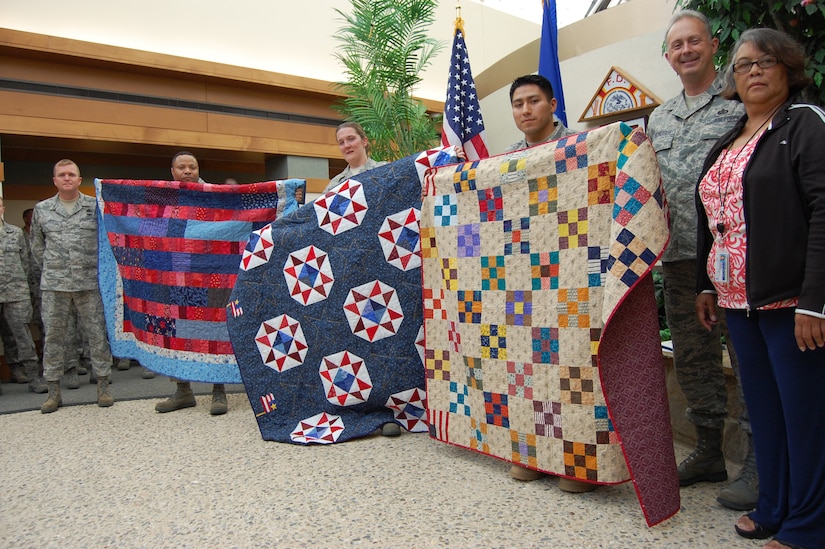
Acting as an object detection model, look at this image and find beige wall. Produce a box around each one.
[479,0,683,153]
[0,0,539,103]
[3,0,684,156]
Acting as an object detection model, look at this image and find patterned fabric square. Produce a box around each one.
[283,245,334,306]
[483,391,510,428]
[564,440,598,481]
[378,208,421,271]
[255,314,308,373]
[319,350,372,406]
[314,179,368,235]
[557,288,590,328]
[590,328,601,367]
[534,400,562,438]
[480,256,506,290]
[442,257,459,291]
[554,132,588,173]
[506,290,533,326]
[291,412,344,444]
[480,324,506,359]
[457,223,481,258]
[558,208,589,249]
[457,290,482,323]
[595,405,618,444]
[510,430,538,468]
[478,187,504,222]
[613,173,652,227]
[587,246,608,288]
[241,223,274,270]
[587,162,616,205]
[434,194,458,227]
[465,356,483,390]
[423,287,447,320]
[343,280,404,342]
[425,348,450,380]
[507,361,534,399]
[503,217,530,255]
[560,365,595,406]
[530,251,559,290]
[470,417,490,453]
[420,226,438,258]
[608,229,659,287]
[528,176,558,216]
[449,381,471,416]
[499,157,528,183]
[448,321,461,353]
[386,387,428,433]
[453,162,480,192]
[531,327,559,365]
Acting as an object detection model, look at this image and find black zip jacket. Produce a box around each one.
[695,98,825,315]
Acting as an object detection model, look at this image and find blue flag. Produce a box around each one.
[538,0,567,126]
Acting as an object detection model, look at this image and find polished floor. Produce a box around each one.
[0,370,761,548]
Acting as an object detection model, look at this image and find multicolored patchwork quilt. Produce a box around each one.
[227,149,457,444]
[421,123,679,526]
[96,178,304,383]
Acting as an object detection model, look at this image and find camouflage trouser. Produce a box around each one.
[0,300,39,370]
[663,260,750,433]
[65,301,93,372]
[41,290,112,381]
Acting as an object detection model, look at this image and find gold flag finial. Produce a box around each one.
[455,0,464,28]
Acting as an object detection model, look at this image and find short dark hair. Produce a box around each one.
[509,74,555,103]
[171,151,198,165]
[722,28,811,101]
[664,10,713,45]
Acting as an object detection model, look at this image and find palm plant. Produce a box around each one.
[333,0,444,161]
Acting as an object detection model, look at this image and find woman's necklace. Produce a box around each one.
[715,106,781,236]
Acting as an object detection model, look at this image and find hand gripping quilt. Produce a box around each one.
[227,149,457,444]
[97,178,304,383]
[420,123,680,526]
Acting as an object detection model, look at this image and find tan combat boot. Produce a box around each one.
[155,381,196,413]
[41,382,62,413]
[210,384,228,416]
[26,364,48,394]
[10,363,30,384]
[97,376,114,407]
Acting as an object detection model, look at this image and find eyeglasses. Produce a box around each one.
[732,55,780,74]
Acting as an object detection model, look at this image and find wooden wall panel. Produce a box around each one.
[0,55,209,101]
[0,91,208,132]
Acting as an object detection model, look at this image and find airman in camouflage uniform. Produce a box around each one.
[0,196,47,393]
[30,159,113,412]
[500,75,594,494]
[647,10,756,511]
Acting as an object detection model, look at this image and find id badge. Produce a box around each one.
[714,249,729,284]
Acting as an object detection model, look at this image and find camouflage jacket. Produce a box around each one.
[324,157,389,193]
[505,119,576,153]
[0,222,31,302]
[647,74,743,262]
[30,193,100,292]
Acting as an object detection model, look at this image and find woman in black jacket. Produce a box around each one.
[695,28,825,549]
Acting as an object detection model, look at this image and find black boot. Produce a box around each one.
[678,426,727,486]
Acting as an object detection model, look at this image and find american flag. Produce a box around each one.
[441,19,489,161]
[260,393,277,414]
